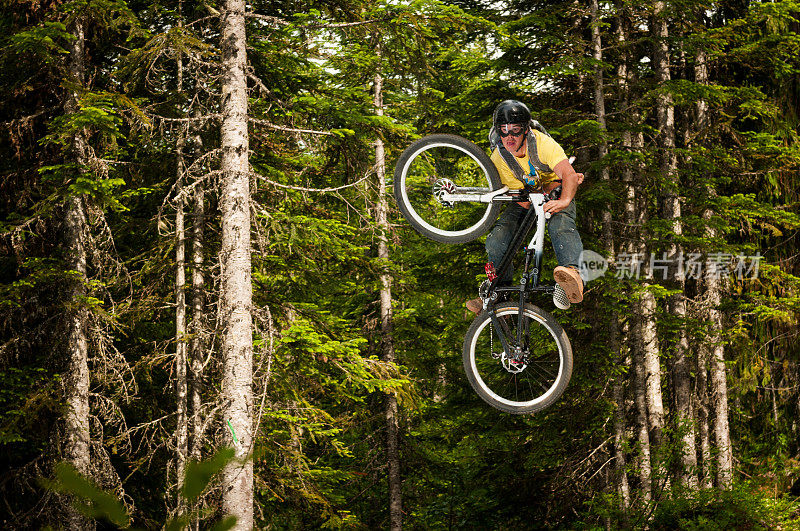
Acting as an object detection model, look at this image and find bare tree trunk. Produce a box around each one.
[374,62,403,530]
[633,336,652,504]
[189,121,206,465]
[175,145,189,512]
[652,3,697,488]
[635,123,663,492]
[593,0,629,509]
[174,23,189,514]
[219,0,254,527]
[616,8,647,507]
[639,7,674,498]
[694,45,713,491]
[613,354,631,509]
[708,274,733,488]
[693,43,732,489]
[630,121,654,506]
[188,126,206,531]
[63,15,93,531]
[697,344,713,488]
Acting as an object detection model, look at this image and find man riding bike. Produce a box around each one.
[466,100,585,314]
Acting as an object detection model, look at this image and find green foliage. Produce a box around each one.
[182,447,236,503]
[0,367,57,445]
[2,0,800,528]
[648,483,800,531]
[6,22,72,61]
[44,450,240,530]
[43,462,130,527]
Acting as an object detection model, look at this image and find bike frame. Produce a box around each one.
[439,182,559,362]
[490,191,556,361]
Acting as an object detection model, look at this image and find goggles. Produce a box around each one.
[498,124,526,137]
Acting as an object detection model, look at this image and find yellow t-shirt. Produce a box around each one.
[490,129,567,190]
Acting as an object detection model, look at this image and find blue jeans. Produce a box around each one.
[485,201,583,284]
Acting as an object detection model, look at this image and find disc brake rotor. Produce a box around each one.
[501,352,527,374]
[433,178,457,208]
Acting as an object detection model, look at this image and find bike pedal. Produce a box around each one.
[553,284,571,310]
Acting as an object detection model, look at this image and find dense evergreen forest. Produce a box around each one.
[2,0,800,528]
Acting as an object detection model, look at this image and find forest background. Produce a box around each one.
[1,0,800,529]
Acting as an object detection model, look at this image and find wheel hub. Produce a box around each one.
[498,347,527,374]
[433,179,457,208]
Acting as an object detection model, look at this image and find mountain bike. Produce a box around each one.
[393,133,573,414]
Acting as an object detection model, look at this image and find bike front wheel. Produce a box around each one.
[393,134,502,244]
[462,302,573,414]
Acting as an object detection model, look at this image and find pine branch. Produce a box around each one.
[246,12,386,29]
[249,164,376,193]
[248,117,333,136]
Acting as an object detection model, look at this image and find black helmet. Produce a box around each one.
[493,100,531,128]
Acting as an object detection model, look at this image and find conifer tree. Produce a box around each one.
[219,0,254,527]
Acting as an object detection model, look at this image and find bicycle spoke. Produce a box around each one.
[394,135,501,243]
[464,302,572,413]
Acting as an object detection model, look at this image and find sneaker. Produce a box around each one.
[552,284,571,310]
[466,298,483,315]
[554,266,583,303]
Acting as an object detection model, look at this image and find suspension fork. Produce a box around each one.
[515,247,543,348]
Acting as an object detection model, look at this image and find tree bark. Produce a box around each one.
[653,2,697,489]
[693,41,732,489]
[633,126,662,495]
[639,7,671,492]
[633,335,652,503]
[175,144,189,512]
[174,26,189,515]
[374,61,403,530]
[219,0,254,528]
[63,14,93,531]
[616,7,649,506]
[694,44,713,491]
[612,354,631,509]
[593,0,629,509]
[708,273,733,488]
[697,343,713,488]
[189,116,206,465]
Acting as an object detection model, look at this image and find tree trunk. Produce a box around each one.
[640,7,672,493]
[63,14,93,531]
[634,125,662,494]
[694,45,713,491]
[188,121,206,531]
[592,0,629,509]
[708,273,733,488]
[630,119,655,505]
[175,147,189,512]
[612,354,631,509]
[616,7,649,506]
[633,335,652,504]
[189,118,206,465]
[693,43,713,489]
[653,2,697,488]
[219,0,254,528]
[693,42,732,489]
[374,63,403,530]
[174,30,189,515]
[697,344,713,489]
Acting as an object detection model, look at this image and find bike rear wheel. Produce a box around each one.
[393,134,502,244]
[462,302,573,414]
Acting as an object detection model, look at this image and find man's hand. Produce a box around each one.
[543,197,571,214]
